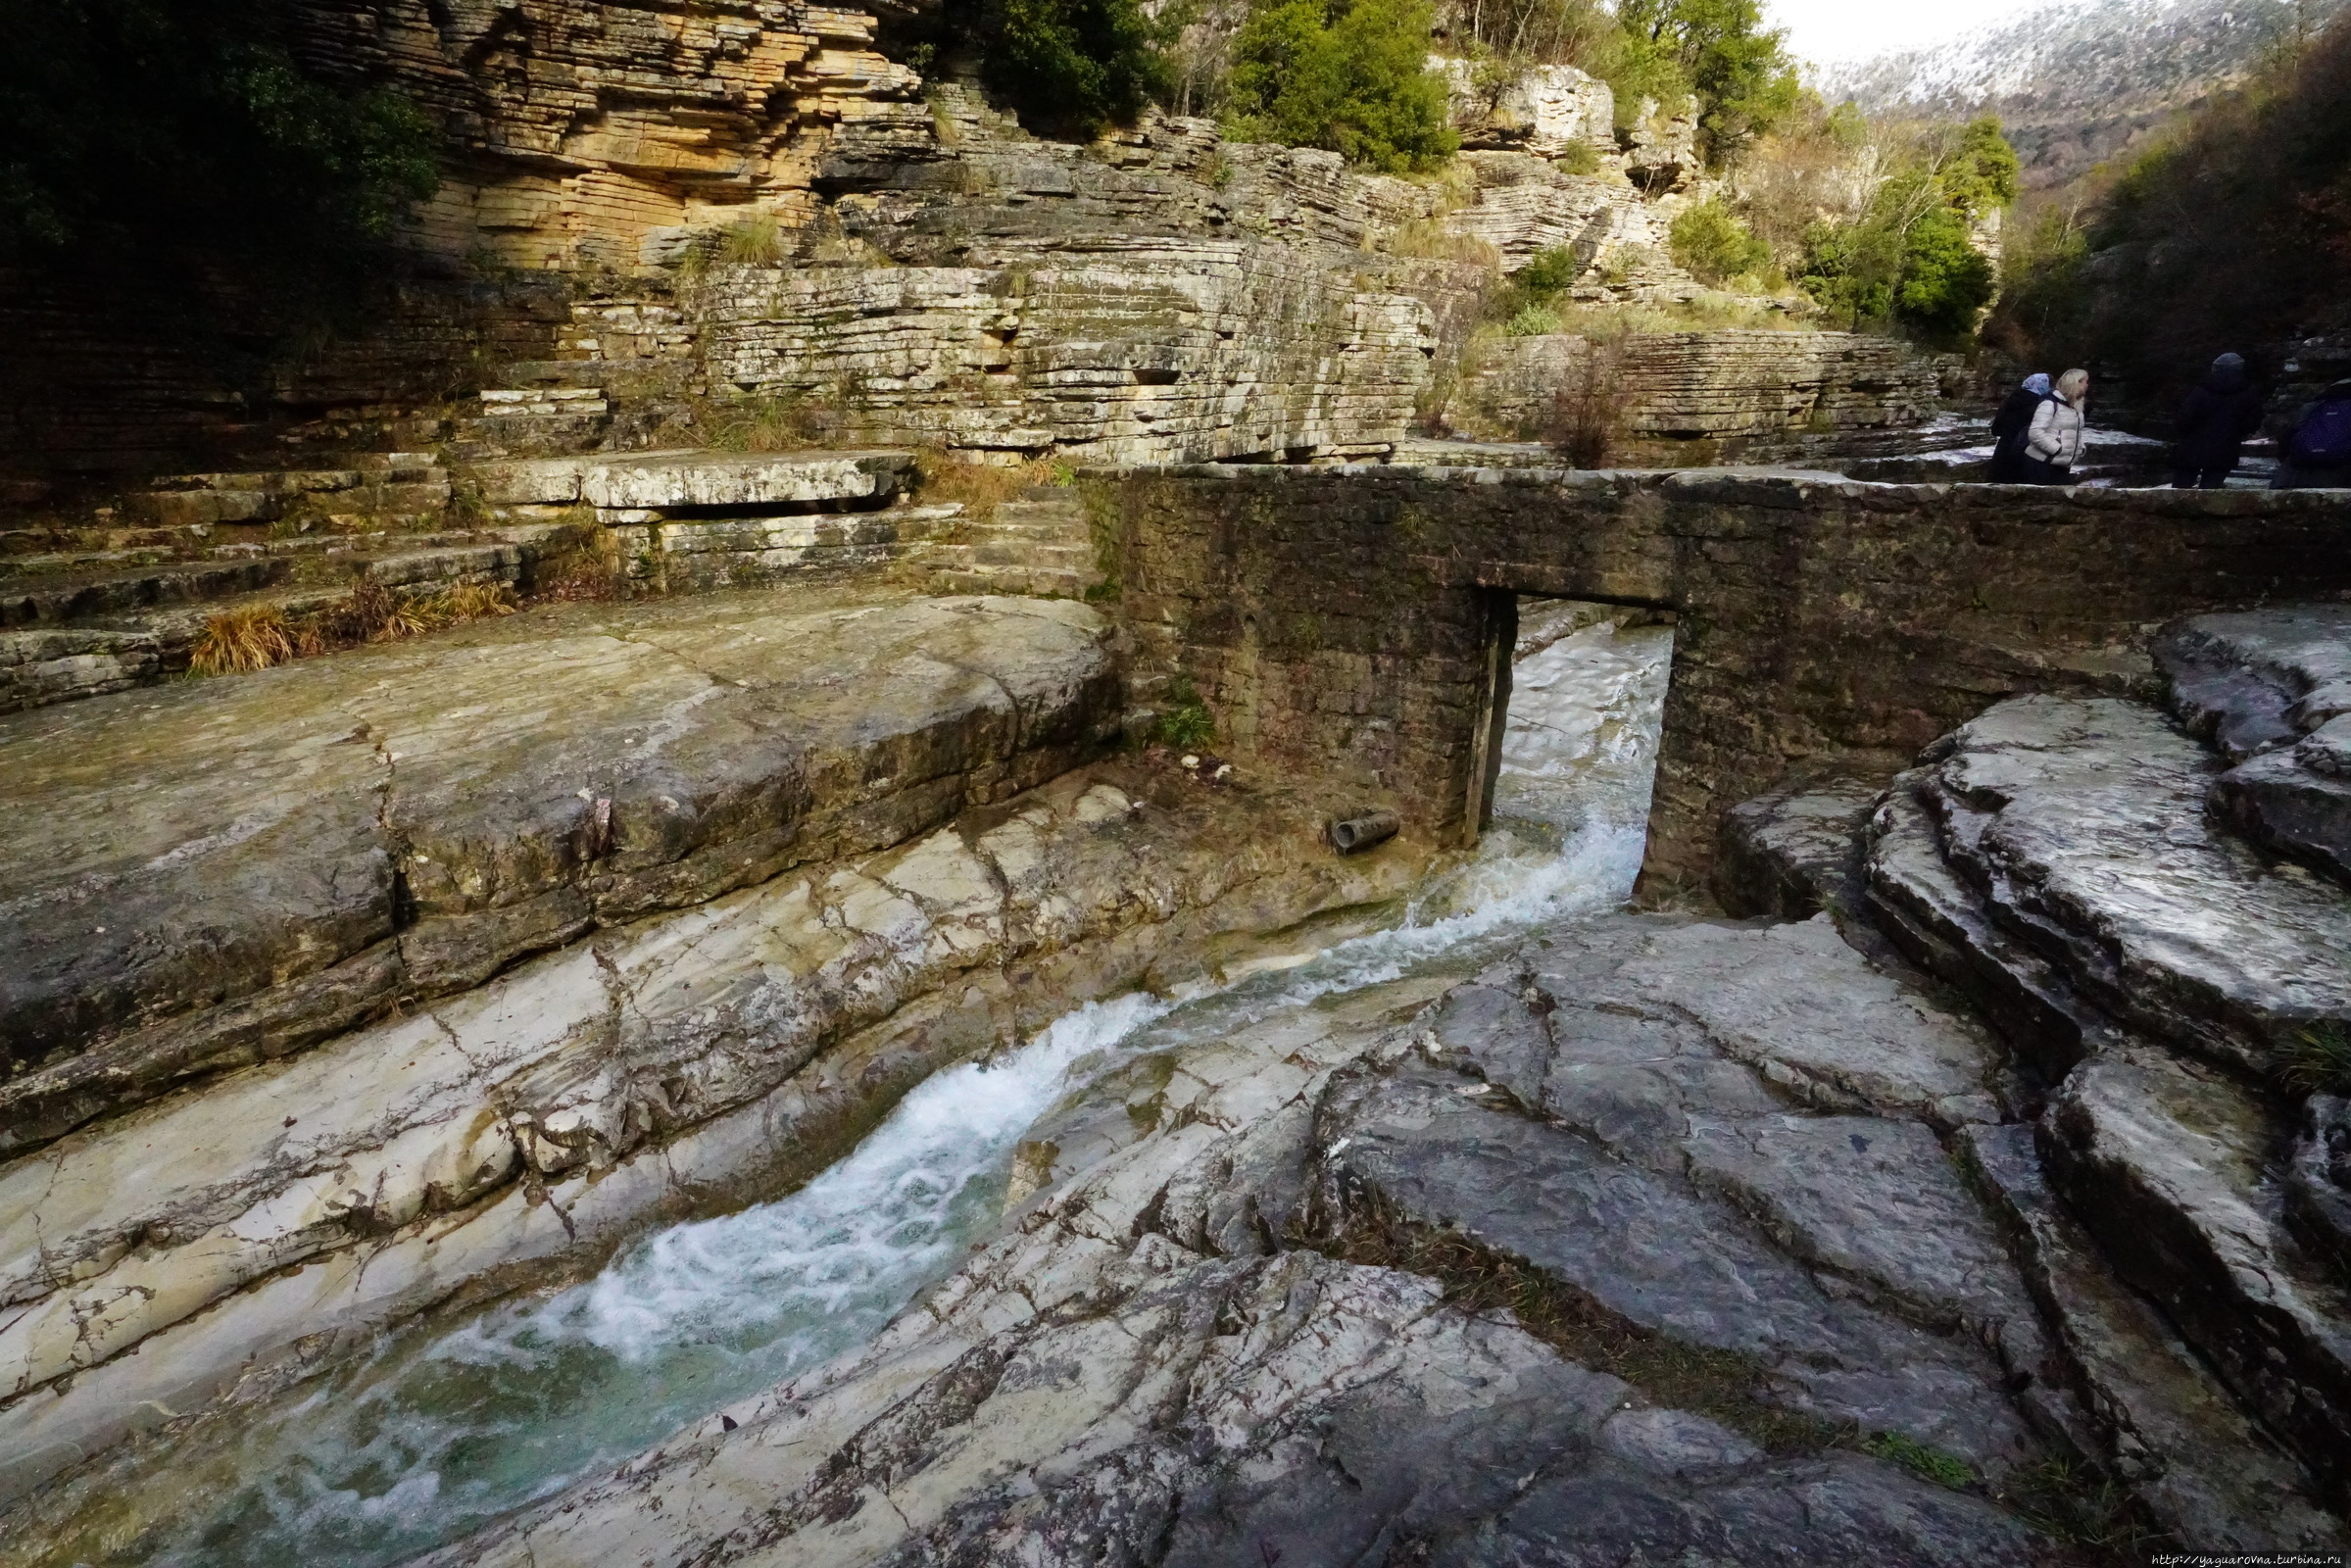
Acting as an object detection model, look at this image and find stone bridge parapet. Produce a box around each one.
[1102,466,2351,888]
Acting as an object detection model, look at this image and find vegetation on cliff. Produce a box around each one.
[1225,0,1460,171]
[1990,7,2351,401]
[1722,103,2017,342]
[0,0,438,283]
[975,0,1172,138]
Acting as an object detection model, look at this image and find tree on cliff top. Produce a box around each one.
[1614,0,1799,163]
[975,0,1172,138]
[1226,0,1460,172]
[0,0,438,283]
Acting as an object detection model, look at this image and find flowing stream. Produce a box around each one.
[37,606,1674,1568]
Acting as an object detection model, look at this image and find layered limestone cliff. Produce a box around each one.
[4,4,1860,483]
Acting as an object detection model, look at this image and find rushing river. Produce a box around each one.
[34,607,1674,1568]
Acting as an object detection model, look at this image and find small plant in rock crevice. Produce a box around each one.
[1153,674,1216,750]
[2283,1021,2351,1096]
[1861,1430,1976,1491]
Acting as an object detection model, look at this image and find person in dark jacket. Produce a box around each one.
[2274,379,2351,489]
[2172,352,2265,488]
[1989,372,2050,482]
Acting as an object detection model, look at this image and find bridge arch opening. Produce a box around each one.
[1467,593,1677,899]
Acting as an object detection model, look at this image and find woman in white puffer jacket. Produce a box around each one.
[2023,368,2089,483]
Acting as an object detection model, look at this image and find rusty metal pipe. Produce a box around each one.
[1329,809,1399,855]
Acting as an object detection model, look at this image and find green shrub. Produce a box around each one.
[1504,304,1566,336]
[1615,0,1798,162]
[976,0,1170,139]
[1517,245,1586,295]
[1226,0,1459,173]
[1891,204,1996,336]
[1668,198,1770,283]
[1551,142,1602,174]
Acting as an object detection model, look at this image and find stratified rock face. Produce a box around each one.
[1432,57,1617,157]
[691,241,1442,464]
[1459,329,1953,448]
[296,0,930,270]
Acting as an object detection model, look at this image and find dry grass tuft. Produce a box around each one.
[1384,220,1502,269]
[190,606,294,676]
[910,449,1074,523]
[192,579,525,679]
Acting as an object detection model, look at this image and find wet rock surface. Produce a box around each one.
[0,756,1428,1506]
[2159,605,2351,886]
[0,587,1121,1150]
[406,968,2046,1568]
[1908,693,2351,1083]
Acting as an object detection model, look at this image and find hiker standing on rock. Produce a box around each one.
[1990,372,2051,482]
[2023,368,2089,484]
[2274,378,2351,488]
[2172,352,2266,488]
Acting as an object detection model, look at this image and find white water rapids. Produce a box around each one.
[43,608,1674,1568]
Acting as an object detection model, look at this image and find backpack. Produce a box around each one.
[2291,395,2351,466]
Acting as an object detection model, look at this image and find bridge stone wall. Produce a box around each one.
[1105,466,2351,889]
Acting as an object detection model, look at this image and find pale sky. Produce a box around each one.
[1763,0,2021,68]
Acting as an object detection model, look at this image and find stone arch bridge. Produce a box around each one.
[1102,466,2351,890]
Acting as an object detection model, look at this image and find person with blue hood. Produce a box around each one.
[1989,372,2051,482]
[2172,352,2265,488]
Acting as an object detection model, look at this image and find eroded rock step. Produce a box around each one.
[1316,915,2044,1475]
[0,756,1430,1507]
[1906,693,2351,1086]
[402,961,2038,1568]
[2159,605,2351,886]
[0,589,1121,1152]
[2042,1040,2351,1504]
[1964,1119,2342,1551]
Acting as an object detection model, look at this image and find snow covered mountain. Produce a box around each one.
[1821,0,2347,193]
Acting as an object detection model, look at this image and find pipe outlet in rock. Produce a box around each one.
[1329,809,1400,855]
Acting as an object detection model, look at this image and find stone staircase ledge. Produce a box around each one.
[477,449,915,509]
[2041,1041,2351,1502]
[1917,693,2351,1088]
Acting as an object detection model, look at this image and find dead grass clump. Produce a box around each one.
[910,448,1073,523]
[190,606,294,676]
[1385,220,1502,268]
[710,391,837,454]
[1545,345,1622,467]
[533,519,625,603]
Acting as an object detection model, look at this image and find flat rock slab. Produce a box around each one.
[0,588,1119,1150]
[1922,694,2351,1082]
[1322,1058,2036,1469]
[477,450,912,508]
